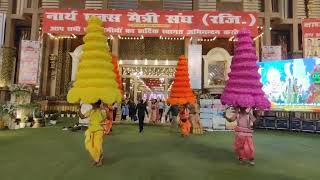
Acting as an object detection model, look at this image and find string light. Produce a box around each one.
[253,32,264,41]
[48,33,77,40]
[197,36,217,42]
[119,36,144,40]
[159,36,185,40]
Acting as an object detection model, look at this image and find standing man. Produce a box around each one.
[136,100,148,133]
[158,100,165,122]
[167,104,179,131]
[112,102,118,121]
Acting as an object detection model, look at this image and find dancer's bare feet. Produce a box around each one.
[96,155,104,167]
[92,161,98,167]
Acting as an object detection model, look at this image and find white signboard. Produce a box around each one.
[188,44,202,89]
[200,99,213,129]
[0,13,6,46]
[262,46,282,61]
[18,40,41,85]
[212,99,226,130]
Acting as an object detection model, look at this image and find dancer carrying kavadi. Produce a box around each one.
[167,55,196,136]
[221,29,270,166]
[67,16,122,167]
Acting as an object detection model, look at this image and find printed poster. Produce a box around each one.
[18,40,41,85]
[262,46,282,61]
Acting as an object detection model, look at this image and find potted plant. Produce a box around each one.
[20,116,28,128]
[66,110,71,118]
[32,109,43,128]
[49,112,60,125]
[10,84,32,105]
[0,104,15,130]
[16,103,40,127]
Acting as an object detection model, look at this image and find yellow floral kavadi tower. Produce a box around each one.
[67,16,122,104]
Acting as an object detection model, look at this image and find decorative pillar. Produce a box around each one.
[30,0,39,41]
[264,0,271,46]
[40,34,50,96]
[164,76,168,98]
[292,0,299,52]
[62,39,72,95]
[0,47,16,87]
[4,0,14,47]
[50,39,59,96]
[133,77,138,103]
[103,0,109,8]
[184,37,191,57]
[55,39,64,96]
[112,37,119,57]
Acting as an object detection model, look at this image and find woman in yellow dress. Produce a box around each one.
[80,100,107,167]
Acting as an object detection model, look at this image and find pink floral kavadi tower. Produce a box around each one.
[221,29,270,109]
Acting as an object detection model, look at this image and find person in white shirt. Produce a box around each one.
[79,101,92,127]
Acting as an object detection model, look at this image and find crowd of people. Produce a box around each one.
[118,99,174,124]
[79,99,256,167]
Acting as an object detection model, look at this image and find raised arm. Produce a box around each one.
[78,105,86,119]
[144,105,149,116]
[249,112,256,123]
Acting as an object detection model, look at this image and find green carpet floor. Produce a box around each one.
[0,124,319,180]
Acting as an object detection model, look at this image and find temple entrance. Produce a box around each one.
[119,59,177,102]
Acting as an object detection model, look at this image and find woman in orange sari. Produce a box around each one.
[178,105,191,137]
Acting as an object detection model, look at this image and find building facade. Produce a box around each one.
[0,0,319,102]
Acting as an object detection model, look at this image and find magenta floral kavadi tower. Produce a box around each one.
[221,29,270,109]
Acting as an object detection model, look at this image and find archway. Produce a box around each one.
[202,47,232,94]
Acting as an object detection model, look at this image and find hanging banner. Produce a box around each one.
[302,19,320,57]
[262,46,282,61]
[42,9,258,37]
[0,13,6,46]
[188,44,202,89]
[18,40,41,85]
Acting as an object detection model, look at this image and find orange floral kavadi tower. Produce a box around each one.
[167,55,196,105]
[167,55,203,134]
[112,55,124,96]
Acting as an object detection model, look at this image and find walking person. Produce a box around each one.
[79,100,107,167]
[136,100,148,133]
[158,100,165,123]
[164,103,171,123]
[166,104,179,131]
[150,99,158,123]
[229,107,257,166]
[112,102,118,121]
[121,101,129,121]
[128,100,137,121]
